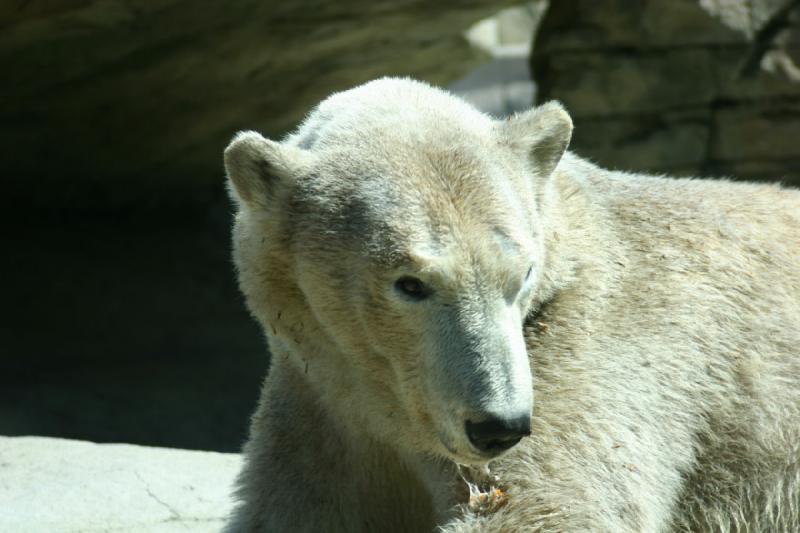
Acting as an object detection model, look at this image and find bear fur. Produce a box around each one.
[222,78,800,532]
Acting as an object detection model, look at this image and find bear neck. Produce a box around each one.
[531,153,621,322]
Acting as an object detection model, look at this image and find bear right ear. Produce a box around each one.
[224,131,309,210]
[499,101,573,179]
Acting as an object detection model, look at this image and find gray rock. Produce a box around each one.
[532,0,800,185]
[0,0,521,213]
[571,110,712,174]
[712,100,800,160]
[536,50,719,117]
[533,0,744,51]
[0,436,241,532]
[700,0,792,37]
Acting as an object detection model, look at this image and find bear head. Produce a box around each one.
[224,78,572,465]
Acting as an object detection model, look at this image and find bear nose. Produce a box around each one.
[465,414,531,456]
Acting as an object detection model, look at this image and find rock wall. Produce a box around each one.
[532,0,800,185]
[1,0,519,214]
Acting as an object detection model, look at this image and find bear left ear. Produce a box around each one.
[224,131,310,210]
[499,101,573,179]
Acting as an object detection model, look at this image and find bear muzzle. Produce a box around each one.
[465,413,532,457]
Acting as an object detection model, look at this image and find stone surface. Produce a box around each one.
[536,49,720,117]
[572,110,712,174]
[533,0,744,51]
[0,436,241,532]
[1,0,520,214]
[712,99,800,160]
[700,0,792,37]
[532,0,800,183]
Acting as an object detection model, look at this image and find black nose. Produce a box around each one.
[465,414,531,455]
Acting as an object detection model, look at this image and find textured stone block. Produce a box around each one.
[713,48,800,99]
[535,0,743,52]
[571,111,711,173]
[706,158,800,183]
[711,101,800,160]
[540,50,718,116]
[533,0,800,186]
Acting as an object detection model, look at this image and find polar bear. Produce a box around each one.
[222,77,800,532]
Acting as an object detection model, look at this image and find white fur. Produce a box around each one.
[223,78,800,532]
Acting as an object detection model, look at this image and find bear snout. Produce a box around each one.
[465,413,531,456]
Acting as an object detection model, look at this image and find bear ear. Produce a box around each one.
[500,101,573,179]
[224,131,309,210]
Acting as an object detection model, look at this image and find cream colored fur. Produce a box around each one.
[222,78,800,532]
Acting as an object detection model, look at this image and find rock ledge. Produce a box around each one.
[0,436,241,532]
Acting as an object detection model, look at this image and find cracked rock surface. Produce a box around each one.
[0,436,241,532]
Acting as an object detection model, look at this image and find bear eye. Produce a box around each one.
[394,276,431,301]
[525,266,533,281]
